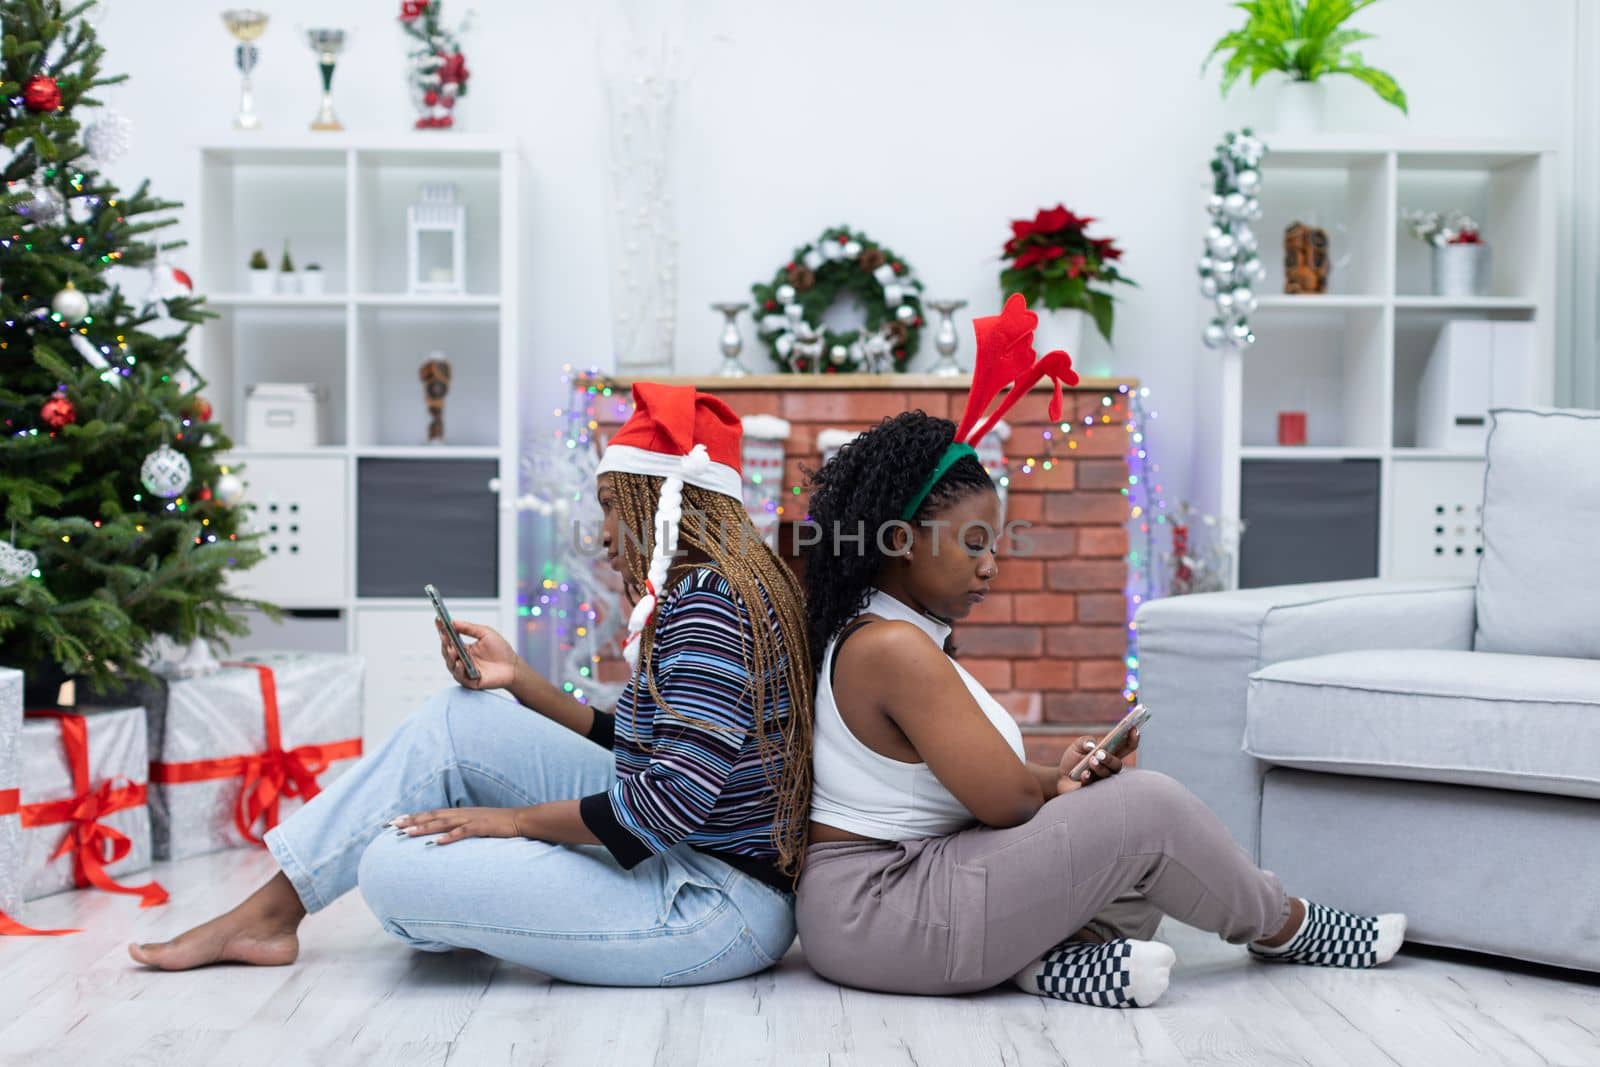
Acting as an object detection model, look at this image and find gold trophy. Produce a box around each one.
[222,10,268,130]
[305,28,347,131]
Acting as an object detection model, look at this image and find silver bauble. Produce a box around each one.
[1223,192,1248,218]
[1212,258,1237,281]
[214,472,246,506]
[1203,321,1228,348]
[51,284,90,323]
[1205,224,1224,243]
[829,344,848,363]
[1236,168,1261,196]
[1233,286,1257,314]
[1197,254,1215,275]
[775,284,796,304]
[1230,321,1253,343]
[1207,194,1224,215]
[1243,256,1266,281]
[16,184,64,223]
[1214,289,1236,314]
[1208,232,1238,260]
[1199,275,1219,297]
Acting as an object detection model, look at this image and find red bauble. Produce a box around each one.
[23,75,61,112]
[40,391,76,429]
[190,396,213,422]
[424,90,439,106]
[198,487,213,502]
[170,267,194,291]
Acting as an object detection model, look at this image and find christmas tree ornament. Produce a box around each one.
[141,443,192,499]
[52,282,90,323]
[66,195,98,225]
[23,74,61,111]
[40,391,76,429]
[84,107,134,162]
[13,181,65,223]
[213,472,245,506]
[188,396,213,423]
[1196,129,1267,352]
[0,538,38,587]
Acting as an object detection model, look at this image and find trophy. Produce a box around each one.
[927,299,969,377]
[711,302,752,378]
[222,10,268,130]
[305,28,347,131]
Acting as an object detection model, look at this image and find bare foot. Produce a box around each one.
[129,871,306,971]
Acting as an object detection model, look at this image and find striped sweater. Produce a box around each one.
[578,567,795,892]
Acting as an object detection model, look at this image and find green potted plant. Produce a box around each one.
[247,248,273,296]
[277,240,298,295]
[1203,0,1408,132]
[301,261,325,296]
[999,204,1133,357]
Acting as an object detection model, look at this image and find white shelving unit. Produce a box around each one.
[190,134,527,745]
[1218,137,1556,587]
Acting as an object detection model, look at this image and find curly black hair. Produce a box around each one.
[801,410,996,666]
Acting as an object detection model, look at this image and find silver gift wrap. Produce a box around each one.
[0,668,21,915]
[21,704,154,902]
[148,651,363,861]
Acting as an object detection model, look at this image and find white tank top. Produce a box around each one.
[809,589,1028,840]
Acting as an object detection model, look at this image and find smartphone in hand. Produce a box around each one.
[1066,703,1151,781]
[425,583,480,681]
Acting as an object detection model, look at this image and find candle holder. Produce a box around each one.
[711,302,752,378]
[305,28,347,131]
[222,9,269,130]
[927,298,968,377]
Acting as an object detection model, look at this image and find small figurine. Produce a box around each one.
[420,354,451,444]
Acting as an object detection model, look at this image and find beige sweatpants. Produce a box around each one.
[794,769,1292,995]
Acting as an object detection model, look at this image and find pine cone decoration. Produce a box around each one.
[787,265,816,291]
[859,247,886,272]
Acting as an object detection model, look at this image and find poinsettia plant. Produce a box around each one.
[999,205,1134,344]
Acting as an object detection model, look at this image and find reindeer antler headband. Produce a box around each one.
[899,293,1081,521]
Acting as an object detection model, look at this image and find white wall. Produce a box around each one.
[95,0,1578,514]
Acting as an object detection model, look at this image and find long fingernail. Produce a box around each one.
[1097,750,1107,761]
[423,840,436,847]
[394,829,409,837]
[1090,757,1100,767]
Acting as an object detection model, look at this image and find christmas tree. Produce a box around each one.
[0,0,271,699]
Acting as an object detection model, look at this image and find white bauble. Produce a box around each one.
[895,304,917,323]
[1212,258,1237,281]
[1246,197,1263,221]
[842,240,862,258]
[141,444,192,499]
[1208,231,1238,260]
[1236,168,1261,196]
[1230,320,1253,344]
[1203,321,1227,348]
[1197,254,1215,275]
[1207,194,1224,215]
[1223,192,1248,218]
[1233,286,1257,314]
[829,344,848,364]
[85,108,135,164]
[52,284,90,323]
[775,284,796,304]
[1205,224,1224,244]
[1214,289,1236,314]
[1199,275,1219,297]
[214,472,246,507]
[1234,223,1257,252]
[1243,256,1266,281]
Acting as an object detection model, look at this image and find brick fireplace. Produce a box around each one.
[596,374,1136,765]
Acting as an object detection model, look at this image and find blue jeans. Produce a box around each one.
[264,686,796,986]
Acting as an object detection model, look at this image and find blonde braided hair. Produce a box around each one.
[612,472,815,876]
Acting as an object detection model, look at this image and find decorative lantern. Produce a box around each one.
[406,182,466,294]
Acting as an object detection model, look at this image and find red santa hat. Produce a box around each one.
[596,382,745,668]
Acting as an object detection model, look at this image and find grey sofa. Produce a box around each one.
[1135,407,1600,972]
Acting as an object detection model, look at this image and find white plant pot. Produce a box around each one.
[277,271,300,295]
[1431,243,1491,297]
[247,268,275,296]
[1032,307,1088,358]
[300,271,326,296]
[1272,79,1326,134]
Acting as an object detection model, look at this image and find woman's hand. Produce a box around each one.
[437,618,519,690]
[1056,726,1140,794]
[391,806,527,846]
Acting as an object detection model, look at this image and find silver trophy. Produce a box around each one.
[305,28,347,131]
[712,302,752,378]
[223,10,269,130]
[928,299,969,377]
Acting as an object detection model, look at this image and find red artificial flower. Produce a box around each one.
[438,52,469,85]
[1092,236,1124,260]
[764,299,777,310]
[1451,230,1483,245]
[837,234,849,244]
[424,90,440,106]
[400,1,428,20]
[23,74,61,112]
[1010,218,1036,241]
[1034,205,1080,234]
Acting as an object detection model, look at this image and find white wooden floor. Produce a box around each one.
[4,849,1598,1067]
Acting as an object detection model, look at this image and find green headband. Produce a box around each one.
[900,442,978,521]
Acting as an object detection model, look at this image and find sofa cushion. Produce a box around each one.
[1476,406,1600,659]
[1243,648,1600,800]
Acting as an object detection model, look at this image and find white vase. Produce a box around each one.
[247,268,275,296]
[1032,307,1087,358]
[1431,243,1491,297]
[277,271,300,295]
[1272,79,1325,134]
[300,270,326,296]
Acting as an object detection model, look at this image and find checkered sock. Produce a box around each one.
[1249,899,1406,968]
[1011,938,1176,1009]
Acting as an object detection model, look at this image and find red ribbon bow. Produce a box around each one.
[0,786,76,936]
[0,710,170,935]
[149,662,362,846]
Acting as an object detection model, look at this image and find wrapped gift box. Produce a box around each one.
[20,704,166,907]
[146,652,363,861]
[0,668,20,918]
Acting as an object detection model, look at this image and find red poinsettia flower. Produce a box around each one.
[400,0,429,20]
[1066,254,1087,279]
[1010,218,1037,241]
[1092,236,1124,261]
[1012,245,1067,271]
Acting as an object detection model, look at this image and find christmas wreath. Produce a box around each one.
[751,226,923,374]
